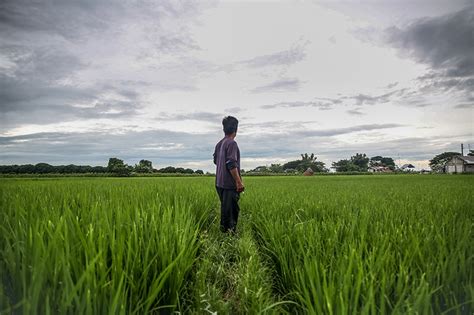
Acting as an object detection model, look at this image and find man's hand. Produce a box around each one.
[236,180,245,193]
[229,167,245,192]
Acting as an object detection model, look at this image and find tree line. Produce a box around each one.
[249,150,473,174]
[248,153,395,173]
[0,158,204,176]
[1,150,470,175]
[107,158,204,175]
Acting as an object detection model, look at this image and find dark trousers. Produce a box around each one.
[216,186,240,232]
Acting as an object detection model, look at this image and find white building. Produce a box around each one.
[445,156,474,173]
[400,164,416,172]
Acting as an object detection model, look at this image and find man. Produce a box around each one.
[213,116,244,233]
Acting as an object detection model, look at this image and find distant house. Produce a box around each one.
[368,166,393,173]
[400,164,416,172]
[445,156,474,173]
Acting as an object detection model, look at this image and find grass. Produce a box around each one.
[0,175,472,314]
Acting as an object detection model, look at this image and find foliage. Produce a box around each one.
[248,175,473,314]
[107,157,131,176]
[332,159,359,172]
[468,150,474,156]
[333,153,369,172]
[0,163,108,174]
[134,159,153,173]
[0,176,472,314]
[351,153,369,171]
[250,154,327,174]
[280,153,327,173]
[157,166,195,174]
[369,156,395,169]
[429,152,461,172]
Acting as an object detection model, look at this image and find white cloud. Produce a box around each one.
[0,0,472,169]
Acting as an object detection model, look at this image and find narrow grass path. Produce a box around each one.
[183,204,288,314]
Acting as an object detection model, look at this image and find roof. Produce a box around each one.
[401,164,415,169]
[458,155,474,164]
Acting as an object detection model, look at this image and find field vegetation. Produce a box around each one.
[1,175,472,314]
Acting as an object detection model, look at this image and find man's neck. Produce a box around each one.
[225,133,236,140]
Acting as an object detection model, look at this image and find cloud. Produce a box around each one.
[155,111,224,122]
[454,103,474,109]
[261,89,406,111]
[386,6,474,78]
[0,0,201,43]
[251,78,302,93]
[0,129,216,166]
[261,100,333,110]
[0,0,208,131]
[293,123,404,138]
[352,92,393,106]
[0,73,142,128]
[224,107,243,114]
[346,108,365,116]
[241,41,307,68]
[383,6,474,108]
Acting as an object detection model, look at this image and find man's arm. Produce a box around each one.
[229,167,244,192]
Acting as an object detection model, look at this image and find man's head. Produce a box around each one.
[222,116,238,136]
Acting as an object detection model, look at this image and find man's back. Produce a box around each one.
[214,137,240,189]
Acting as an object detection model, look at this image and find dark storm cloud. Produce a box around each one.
[0,72,142,128]
[387,6,474,77]
[386,5,474,107]
[382,6,474,109]
[0,0,199,40]
[0,0,205,131]
[251,78,301,93]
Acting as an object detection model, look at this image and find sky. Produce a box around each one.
[0,0,473,171]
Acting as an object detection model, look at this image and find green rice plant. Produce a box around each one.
[0,178,215,314]
[246,175,473,314]
[1,175,472,314]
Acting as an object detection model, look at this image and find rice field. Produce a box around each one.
[0,175,473,314]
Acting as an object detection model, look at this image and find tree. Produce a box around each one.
[370,156,395,170]
[183,168,194,174]
[468,150,474,156]
[157,166,176,173]
[135,159,153,173]
[350,153,369,171]
[269,164,283,173]
[107,157,130,176]
[195,169,204,175]
[35,163,55,174]
[252,166,270,173]
[429,152,461,172]
[282,153,327,173]
[282,160,301,171]
[332,159,359,172]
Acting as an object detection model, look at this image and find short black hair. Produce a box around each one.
[222,116,238,135]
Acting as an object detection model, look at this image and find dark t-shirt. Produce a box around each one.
[213,137,240,189]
